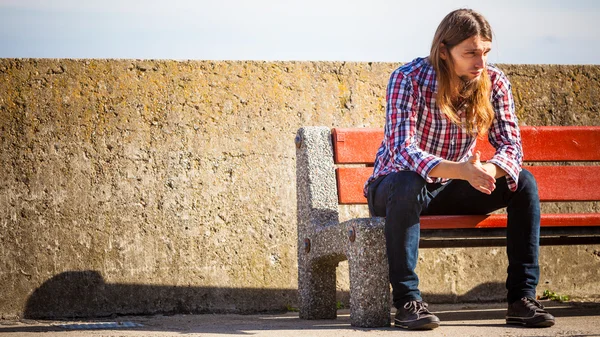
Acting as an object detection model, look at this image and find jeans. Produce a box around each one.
[367,169,540,308]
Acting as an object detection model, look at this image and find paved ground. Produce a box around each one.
[1,301,599,337]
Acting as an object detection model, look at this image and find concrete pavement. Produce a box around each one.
[1,301,599,336]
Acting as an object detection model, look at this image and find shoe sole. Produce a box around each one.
[506,316,555,328]
[395,318,440,330]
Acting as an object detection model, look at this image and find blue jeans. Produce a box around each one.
[367,169,540,308]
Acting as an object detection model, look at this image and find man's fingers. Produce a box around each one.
[477,169,495,183]
[480,178,496,190]
[476,177,495,194]
[470,179,494,194]
[477,186,492,195]
[469,151,482,164]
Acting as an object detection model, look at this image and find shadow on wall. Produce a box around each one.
[27,271,526,319]
[24,270,299,319]
[426,281,508,303]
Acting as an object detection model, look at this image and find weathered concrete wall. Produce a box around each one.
[0,59,599,319]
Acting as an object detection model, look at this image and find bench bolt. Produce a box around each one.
[304,238,311,253]
[295,135,302,149]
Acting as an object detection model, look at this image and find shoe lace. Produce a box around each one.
[522,297,546,311]
[403,300,431,315]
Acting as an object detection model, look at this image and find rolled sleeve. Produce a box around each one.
[386,71,443,183]
[487,75,523,191]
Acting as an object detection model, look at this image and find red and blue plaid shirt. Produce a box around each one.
[364,57,523,196]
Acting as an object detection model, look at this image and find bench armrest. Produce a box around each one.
[295,127,340,232]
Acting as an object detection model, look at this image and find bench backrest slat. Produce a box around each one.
[336,166,600,204]
[333,126,600,164]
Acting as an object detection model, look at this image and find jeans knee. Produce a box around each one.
[517,169,538,193]
[513,169,540,205]
[386,171,427,204]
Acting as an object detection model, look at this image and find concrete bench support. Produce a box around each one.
[295,126,391,327]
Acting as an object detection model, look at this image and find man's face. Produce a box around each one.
[444,35,492,82]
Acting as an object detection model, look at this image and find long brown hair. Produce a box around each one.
[429,9,494,137]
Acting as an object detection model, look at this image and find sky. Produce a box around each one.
[0,0,599,64]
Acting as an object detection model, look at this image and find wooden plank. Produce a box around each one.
[526,166,600,201]
[520,126,600,161]
[336,166,600,204]
[332,126,600,164]
[332,128,383,164]
[335,166,372,204]
[420,214,600,229]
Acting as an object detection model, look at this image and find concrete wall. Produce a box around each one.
[1,59,599,319]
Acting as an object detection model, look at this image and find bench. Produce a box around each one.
[295,126,600,327]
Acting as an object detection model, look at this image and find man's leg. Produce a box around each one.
[423,169,554,327]
[369,171,439,330]
[503,170,554,327]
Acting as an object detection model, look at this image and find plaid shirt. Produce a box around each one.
[364,57,522,196]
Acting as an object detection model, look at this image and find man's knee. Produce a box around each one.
[386,171,427,202]
[517,169,538,193]
[513,169,540,204]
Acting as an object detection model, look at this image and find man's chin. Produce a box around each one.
[458,73,483,97]
[460,73,481,83]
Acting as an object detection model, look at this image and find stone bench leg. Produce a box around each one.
[298,258,338,319]
[346,220,391,327]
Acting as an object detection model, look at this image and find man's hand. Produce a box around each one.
[429,152,505,194]
[462,151,496,194]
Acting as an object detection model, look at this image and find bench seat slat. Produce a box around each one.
[420,213,600,229]
[333,126,600,164]
[336,166,600,204]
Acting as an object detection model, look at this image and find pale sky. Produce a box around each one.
[0,0,599,64]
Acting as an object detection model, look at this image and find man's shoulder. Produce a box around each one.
[395,57,431,76]
[391,57,435,87]
[485,64,512,98]
[486,63,510,85]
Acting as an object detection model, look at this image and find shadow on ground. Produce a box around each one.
[2,304,600,335]
[2,270,597,335]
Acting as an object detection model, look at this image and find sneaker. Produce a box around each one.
[394,300,440,330]
[506,297,555,328]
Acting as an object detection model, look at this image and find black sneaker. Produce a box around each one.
[506,297,555,327]
[394,300,440,330]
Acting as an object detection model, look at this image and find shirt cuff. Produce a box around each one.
[409,154,444,184]
[487,157,521,192]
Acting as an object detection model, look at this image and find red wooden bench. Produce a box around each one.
[295,126,600,327]
[333,126,600,247]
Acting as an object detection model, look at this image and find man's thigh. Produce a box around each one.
[422,177,510,216]
[370,171,427,217]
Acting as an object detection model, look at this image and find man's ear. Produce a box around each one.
[439,43,448,60]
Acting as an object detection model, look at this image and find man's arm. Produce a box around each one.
[430,151,498,195]
[481,162,507,179]
[486,68,523,191]
[384,70,444,183]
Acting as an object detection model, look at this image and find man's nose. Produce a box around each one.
[475,54,485,69]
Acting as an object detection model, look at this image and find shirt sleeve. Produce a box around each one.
[385,70,443,183]
[486,72,523,191]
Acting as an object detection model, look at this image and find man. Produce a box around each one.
[364,9,555,330]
